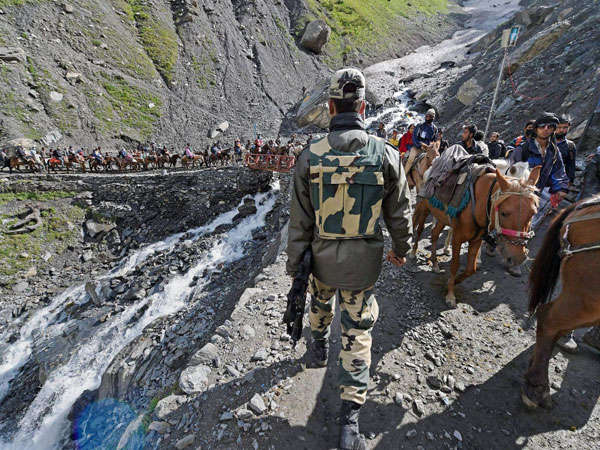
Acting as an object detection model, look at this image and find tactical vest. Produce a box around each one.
[309,136,385,240]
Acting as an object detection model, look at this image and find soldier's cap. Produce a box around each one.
[426,108,436,117]
[329,68,366,100]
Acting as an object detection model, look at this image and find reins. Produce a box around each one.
[471,175,536,250]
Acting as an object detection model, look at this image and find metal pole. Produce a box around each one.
[484,50,508,140]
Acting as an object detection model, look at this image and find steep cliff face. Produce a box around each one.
[0,0,458,149]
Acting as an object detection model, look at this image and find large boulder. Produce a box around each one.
[300,20,330,54]
[456,77,484,106]
[295,79,330,129]
[179,364,211,394]
[0,47,25,63]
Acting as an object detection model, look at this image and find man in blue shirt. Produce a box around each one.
[404,108,439,174]
[510,112,569,198]
[556,115,577,184]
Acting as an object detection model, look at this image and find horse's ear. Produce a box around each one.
[495,169,510,191]
[526,165,542,186]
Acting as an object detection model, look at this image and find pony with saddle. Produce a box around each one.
[411,145,540,307]
[404,141,440,193]
[523,194,600,409]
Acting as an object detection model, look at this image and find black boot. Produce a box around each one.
[307,337,329,368]
[339,401,366,450]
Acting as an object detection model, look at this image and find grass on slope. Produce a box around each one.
[0,0,46,6]
[127,0,178,84]
[98,73,162,138]
[304,0,448,63]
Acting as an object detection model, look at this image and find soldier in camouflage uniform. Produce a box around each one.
[287,68,412,450]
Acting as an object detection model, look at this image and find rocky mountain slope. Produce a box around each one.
[0,0,459,150]
[417,0,600,147]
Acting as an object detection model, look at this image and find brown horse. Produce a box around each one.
[169,154,180,168]
[9,157,37,173]
[67,154,86,172]
[405,141,440,193]
[181,155,203,169]
[413,167,541,307]
[523,195,600,409]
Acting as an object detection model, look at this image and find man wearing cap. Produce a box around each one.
[509,112,569,278]
[404,108,438,175]
[510,112,569,197]
[287,68,412,450]
[556,115,577,184]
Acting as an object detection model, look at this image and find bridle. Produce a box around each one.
[479,179,537,250]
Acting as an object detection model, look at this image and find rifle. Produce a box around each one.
[283,247,313,348]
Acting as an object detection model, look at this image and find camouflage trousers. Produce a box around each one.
[309,276,379,405]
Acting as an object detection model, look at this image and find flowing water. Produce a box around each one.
[0,184,279,449]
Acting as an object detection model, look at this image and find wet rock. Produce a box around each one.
[148,421,170,434]
[154,395,187,419]
[300,20,330,53]
[249,393,267,415]
[190,342,219,366]
[175,434,195,449]
[179,364,211,394]
[85,220,115,238]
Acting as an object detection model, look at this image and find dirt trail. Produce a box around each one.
[190,213,600,449]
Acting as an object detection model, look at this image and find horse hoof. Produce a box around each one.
[521,389,539,410]
[445,295,456,308]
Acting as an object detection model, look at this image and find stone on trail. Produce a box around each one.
[179,364,211,394]
[249,393,267,415]
[300,20,330,53]
[426,375,442,390]
[85,220,116,238]
[240,324,256,339]
[453,430,463,442]
[219,411,234,422]
[406,429,417,439]
[63,3,74,13]
[456,77,484,106]
[251,348,268,361]
[154,395,187,419]
[190,342,219,365]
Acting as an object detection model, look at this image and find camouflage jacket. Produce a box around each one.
[287,113,413,290]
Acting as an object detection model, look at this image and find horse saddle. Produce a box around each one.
[427,152,495,218]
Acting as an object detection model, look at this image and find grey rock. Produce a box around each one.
[123,287,146,302]
[251,348,268,361]
[226,365,241,377]
[179,364,211,394]
[456,77,484,106]
[219,411,234,421]
[63,3,74,14]
[240,324,256,339]
[41,130,63,146]
[49,91,64,103]
[0,47,26,63]
[175,434,195,449]
[236,408,253,420]
[295,79,330,129]
[300,20,330,53]
[154,395,186,419]
[426,375,442,390]
[85,220,115,238]
[82,250,94,262]
[13,281,29,294]
[249,393,267,415]
[406,429,417,439]
[190,342,219,365]
[148,421,170,434]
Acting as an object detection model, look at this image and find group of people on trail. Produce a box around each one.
[286,66,593,450]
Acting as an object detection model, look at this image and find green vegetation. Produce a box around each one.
[304,0,447,64]
[191,37,218,89]
[0,0,46,6]
[0,191,76,205]
[97,73,162,138]
[127,0,178,84]
[92,39,102,47]
[0,196,84,281]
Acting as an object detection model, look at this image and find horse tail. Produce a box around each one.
[528,202,577,313]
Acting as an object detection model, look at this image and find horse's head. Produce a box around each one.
[426,141,440,161]
[492,167,541,268]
